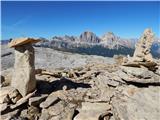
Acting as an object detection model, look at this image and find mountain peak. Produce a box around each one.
[101,32,117,42]
[80,31,100,43]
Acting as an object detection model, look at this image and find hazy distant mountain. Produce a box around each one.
[1,39,11,45]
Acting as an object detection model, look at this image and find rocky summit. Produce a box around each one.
[79,31,101,43]
[0,29,160,120]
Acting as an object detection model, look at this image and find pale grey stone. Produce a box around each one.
[74,102,111,120]
[0,103,8,113]
[11,44,36,97]
[29,94,48,106]
[10,90,36,109]
[112,86,160,120]
[40,94,59,109]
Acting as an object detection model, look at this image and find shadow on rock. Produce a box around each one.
[36,77,91,94]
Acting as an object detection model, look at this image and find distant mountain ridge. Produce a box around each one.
[1,31,160,58]
[47,31,159,58]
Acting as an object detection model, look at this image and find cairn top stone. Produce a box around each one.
[8,37,41,48]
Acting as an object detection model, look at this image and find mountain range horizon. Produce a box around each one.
[2,30,160,41]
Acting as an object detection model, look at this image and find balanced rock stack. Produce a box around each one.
[9,38,40,97]
[123,29,157,71]
[133,29,154,62]
[119,29,160,84]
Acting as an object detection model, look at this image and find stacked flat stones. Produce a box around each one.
[122,29,157,71]
[119,29,160,84]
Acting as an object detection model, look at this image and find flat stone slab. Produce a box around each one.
[122,61,157,68]
[40,94,59,109]
[29,94,48,106]
[112,86,160,120]
[10,90,36,109]
[74,102,111,120]
[8,37,41,48]
[118,67,160,84]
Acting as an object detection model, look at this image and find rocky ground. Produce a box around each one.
[1,44,160,120]
[1,45,115,70]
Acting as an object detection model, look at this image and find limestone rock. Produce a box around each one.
[39,109,50,120]
[29,94,48,106]
[8,38,41,48]
[10,90,36,110]
[9,89,22,104]
[112,86,160,120]
[1,68,13,87]
[47,100,65,116]
[0,86,20,104]
[0,94,11,104]
[118,68,160,84]
[11,43,36,97]
[1,109,20,120]
[1,75,5,87]
[121,66,154,79]
[27,106,40,120]
[40,93,60,109]
[74,102,111,120]
[20,109,28,118]
[0,103,8,113]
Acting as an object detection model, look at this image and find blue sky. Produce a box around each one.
[1,1,160,40]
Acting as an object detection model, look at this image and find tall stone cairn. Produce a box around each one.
[9,38,40,96]
[133,28,154,62]
[122,29,157,71]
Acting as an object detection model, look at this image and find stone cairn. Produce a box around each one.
[115,29,160,84]
[122,28,157,71]
[8,38,40,97]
